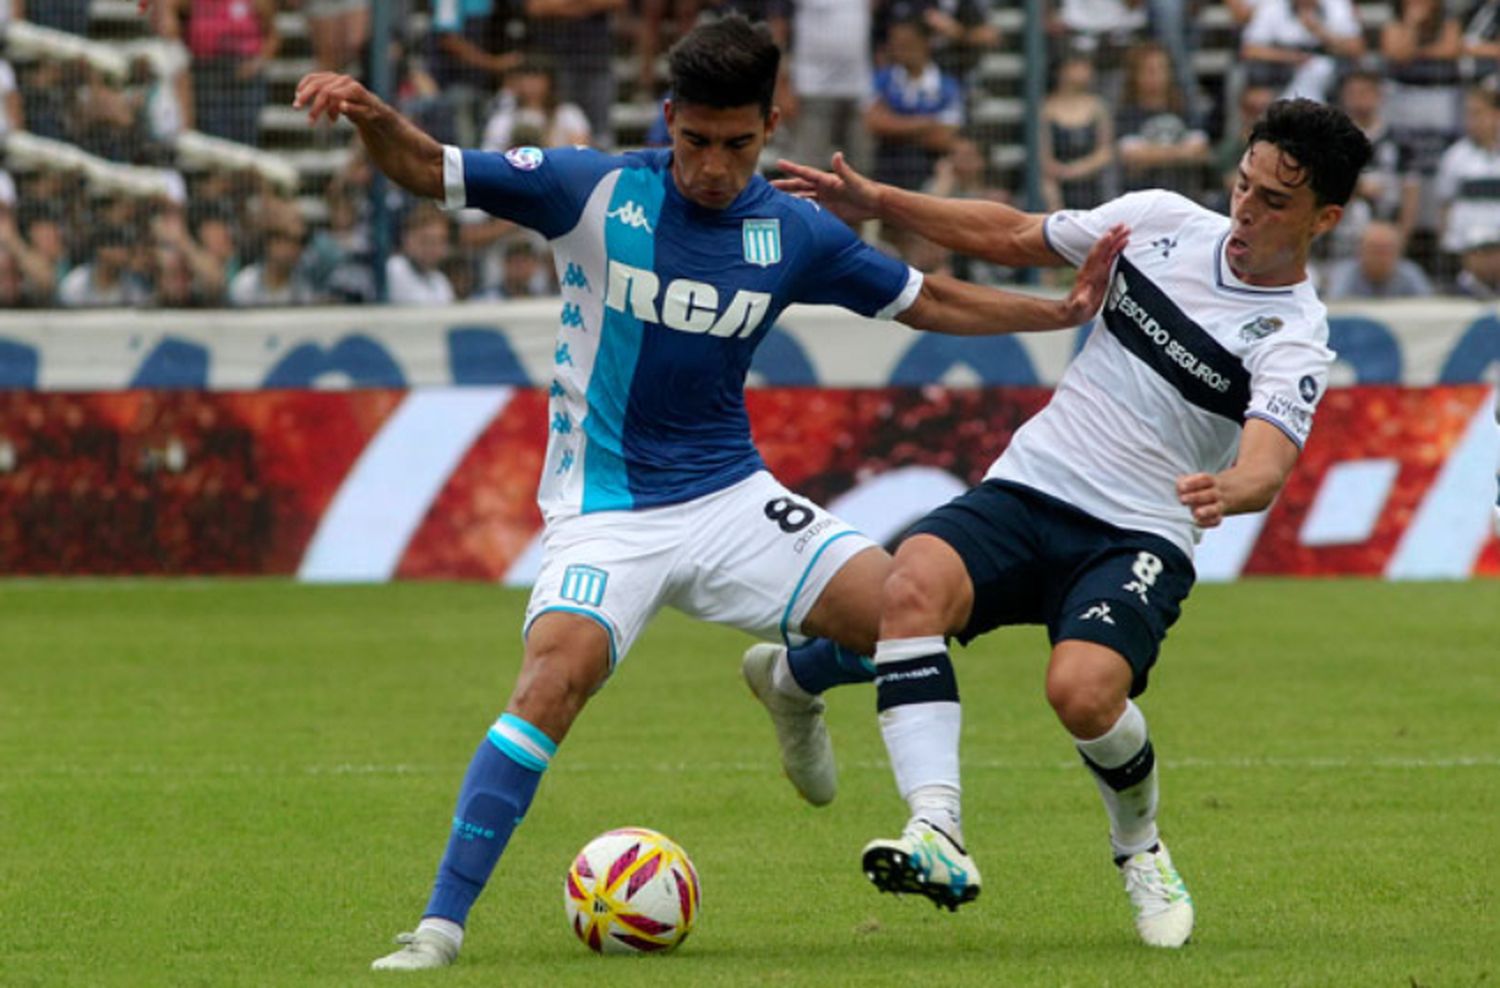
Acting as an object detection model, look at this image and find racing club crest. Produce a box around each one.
[743,219,781,267]
[1238,314,1284,342]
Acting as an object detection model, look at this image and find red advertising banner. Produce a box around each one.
[0,387,1494,580]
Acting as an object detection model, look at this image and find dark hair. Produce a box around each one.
[91,223,136,253]
[1338,68,1383,92]
[1473,73,1500,107]
[402,201,449,236]
[1245,98,1374,207]
[887,15,931,40]
[667,14,780,116]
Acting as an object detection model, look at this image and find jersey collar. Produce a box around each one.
[1213,232,1300,297]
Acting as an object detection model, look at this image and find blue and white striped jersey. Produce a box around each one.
[443,145,921,521]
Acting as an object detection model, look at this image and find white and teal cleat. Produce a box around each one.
[742,643,837,806]
[861,817,981,912]
[1118,842,1194,948]
[371,928,460,971]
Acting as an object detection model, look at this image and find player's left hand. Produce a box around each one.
[773,153,882,225]
[294,72,385,126]
[1177,472,1225,528]
[1059,223,1128,325]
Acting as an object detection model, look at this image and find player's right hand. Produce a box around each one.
[1058,223,1129,325]
[293,72,384,126]
[1177,472,1225,528]
[774,153,882,224]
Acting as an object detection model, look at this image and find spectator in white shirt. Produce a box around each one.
[788,0,874,171]
[0,58,20,139]
[58,222,152,308]
[480,58,592,153]
[387,203,456,306]
[1435,79,1500,257]
[1456,226,1500,297]
[229,202,316,307]
[1241,0,1365,101]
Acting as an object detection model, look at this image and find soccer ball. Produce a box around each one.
[564,826,701,954]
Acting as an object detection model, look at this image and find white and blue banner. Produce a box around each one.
[1,297,1499,391]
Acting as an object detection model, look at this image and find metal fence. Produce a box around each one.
[0,1,1485,309]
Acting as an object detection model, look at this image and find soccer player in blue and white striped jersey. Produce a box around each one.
[294,15,1125,970]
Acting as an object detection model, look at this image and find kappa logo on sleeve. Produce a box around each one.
[1299,375,1319,403]
[504,146,545,171]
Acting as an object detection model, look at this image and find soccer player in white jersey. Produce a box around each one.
[292,16,1124,971]
[776,99,1373,946]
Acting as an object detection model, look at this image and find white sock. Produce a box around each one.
[417,916,464,950]
[908,782,963,842]
[874,636,963,841]
[770,647,814,702]
[1075,700,1160,858]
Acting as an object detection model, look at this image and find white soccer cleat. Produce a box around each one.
[861,817,981,912]
[1119,842,1194,948]
[742,643,837,806]
[370,928,460,971]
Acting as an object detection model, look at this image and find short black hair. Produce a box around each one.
[1245,98,1374,207]
[1472,73,1500,107]
[887,15,931,39]
[1337,67,1383,92]
[667,14,780,116]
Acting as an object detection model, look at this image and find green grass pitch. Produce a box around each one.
[2,579,1496,987]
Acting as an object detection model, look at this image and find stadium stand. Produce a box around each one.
[0,0,1487,305]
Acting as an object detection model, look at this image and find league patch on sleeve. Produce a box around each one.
[1261,394,1312,441]
[505,146,545,171]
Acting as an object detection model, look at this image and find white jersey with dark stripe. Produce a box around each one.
[987,190,1333,557]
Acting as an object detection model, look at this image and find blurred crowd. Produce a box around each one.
[3,0,1500,307]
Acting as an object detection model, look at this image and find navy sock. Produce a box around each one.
[786,638,876,695]
[424,713,555,925]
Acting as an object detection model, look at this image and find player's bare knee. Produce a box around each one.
[509,661,600,731]
[509,636,609,731]
[1045,671,1125,739]
[879,563,948,638]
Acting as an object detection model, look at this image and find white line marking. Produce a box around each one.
[5,755,1498,781]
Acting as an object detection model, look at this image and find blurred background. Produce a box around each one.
[3,0,1498,307]
[0,1,1495,584]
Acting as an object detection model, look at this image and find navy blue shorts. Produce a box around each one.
[906,480,1195,697]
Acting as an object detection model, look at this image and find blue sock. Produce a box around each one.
[785,638,876,695]
[424,713,555,925]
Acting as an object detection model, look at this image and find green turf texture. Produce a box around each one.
[2,580,1495,987]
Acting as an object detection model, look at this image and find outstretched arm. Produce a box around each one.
[1176,419,1301,527]
[897,225,1127,336]
[293,73,444,200]
[778,152,1064,268]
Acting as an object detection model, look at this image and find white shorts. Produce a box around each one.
[524,471,876,667]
